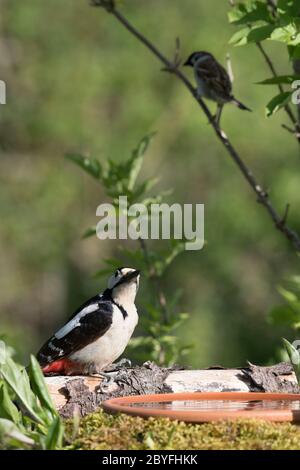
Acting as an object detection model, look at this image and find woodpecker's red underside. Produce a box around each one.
[42,358,80,375]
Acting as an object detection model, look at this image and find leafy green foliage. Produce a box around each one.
[269,276,300,330]
[283,338,300,384]
[0,342,64,450]
[228,0,300,117]
[266,91,292,116]
[67,135,192,366]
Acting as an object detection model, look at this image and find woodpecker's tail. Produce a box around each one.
[231,97,252,112]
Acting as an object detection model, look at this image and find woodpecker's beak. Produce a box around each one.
[183,59,190,66]
[125,269,140,281]
[118,269,140,286]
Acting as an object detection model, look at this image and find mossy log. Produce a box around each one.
[44,362,299,418]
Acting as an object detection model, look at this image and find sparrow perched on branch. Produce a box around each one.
[184,51,251,125]
[37,267,140,376]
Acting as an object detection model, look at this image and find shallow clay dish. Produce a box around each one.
[102,392,300,423]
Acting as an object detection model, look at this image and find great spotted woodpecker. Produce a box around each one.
[37,267,140,375]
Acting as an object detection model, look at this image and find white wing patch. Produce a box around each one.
[54,303,99,340]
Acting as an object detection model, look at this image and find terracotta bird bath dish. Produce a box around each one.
[103,392,300,423]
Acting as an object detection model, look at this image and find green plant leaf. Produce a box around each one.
[247,25,276,42]
[271,24,300,45]
[0,356,43,425]
[128,133,156,191]
[288,45,300,59]
[283,338,300,384]
[0,383,20,424]
[257,75,300,85]
[44,416,64,450]
[28,355,57,416]
[265,91,292,117]
[278,0,300,16]
[269,305,299,327]
[0,418,35,448]
[82,226,97,239]
[229,27,251,46]
[66,153,102,179]
[229,1,271,25]
[278,286,299,303]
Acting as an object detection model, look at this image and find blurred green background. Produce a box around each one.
[0,0,299,367]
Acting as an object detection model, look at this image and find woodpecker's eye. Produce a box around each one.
[115,270,120,277]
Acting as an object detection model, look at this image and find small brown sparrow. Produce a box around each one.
[184,51,251,125]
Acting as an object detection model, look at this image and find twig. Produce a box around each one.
[92,1,300,253]
[256,42,300,141]
[226,53,234,83]
[282,123,300,139]
[161,37,181,72]
[266,0,277,18]
[277,203,290,229]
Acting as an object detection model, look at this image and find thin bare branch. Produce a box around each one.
[92,1,300,253]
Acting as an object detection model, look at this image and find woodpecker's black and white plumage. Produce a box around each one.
[184,51,251,124]
[37,267,140,375]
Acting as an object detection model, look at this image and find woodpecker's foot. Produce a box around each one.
[104,358,132,372]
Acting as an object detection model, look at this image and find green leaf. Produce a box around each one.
[228,3,248,23]
[66,153,102,179]
[283,338,300,384]
[0,418,35,448]
[0,383,20,424]
[247,24,276,42]
[128,133,156,191]
[288,45,300,59]
[131,177,159,201]
[257,75,300,85]
[270,24,299,44]
[28,355,57,416]
[278,0,300,17]
[82,226,97,239]
[0,357,43,425]
[229,27,251,46]
[265,91,292,116]
[229,1,272,25]
[278,286,299,303]
[44,416,64,450]
[269,305,299,327]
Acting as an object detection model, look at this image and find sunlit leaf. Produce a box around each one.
[229,27,251,45]
[265,91,292,117]
[66,153,102,179]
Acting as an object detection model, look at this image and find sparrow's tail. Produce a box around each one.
[231,97,252,112]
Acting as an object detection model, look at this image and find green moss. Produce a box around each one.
[65,410,300,450]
